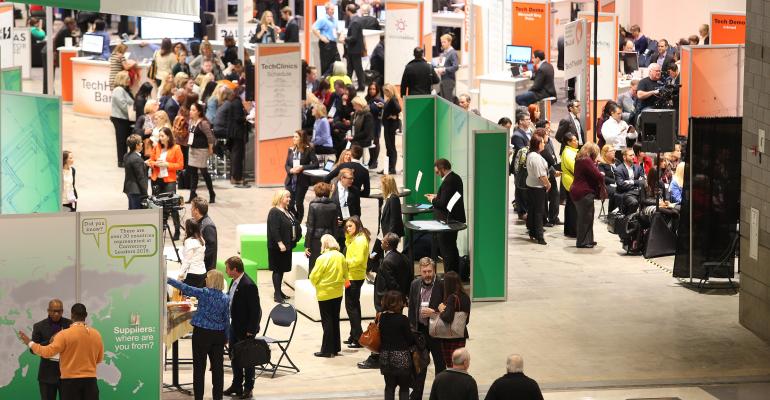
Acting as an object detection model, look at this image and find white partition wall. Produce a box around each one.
[385,0,428,86]
[12,28,31,79]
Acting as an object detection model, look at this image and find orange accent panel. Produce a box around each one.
[473,4,484,83]
[711,13,746,45]
[60,50,77,103]
[679,48,691,137]
[689,47,741,118]
[259,45,301,57]
[388,2,420,10]
[257,137,293,186]
[601,1,615,13]
[589,57,600,65]
[512,2,549,60]
[423,33,433,62]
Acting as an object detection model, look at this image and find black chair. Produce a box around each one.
[255,303,300,378]
[698,232,739,293]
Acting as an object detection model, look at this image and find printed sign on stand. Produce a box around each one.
[12,27,31,79]
[563,19,587,80]
[0,4,14,68]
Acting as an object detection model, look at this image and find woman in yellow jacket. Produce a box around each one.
[561,133,580,238]
[309,234,348,358]
[343,215,370,349]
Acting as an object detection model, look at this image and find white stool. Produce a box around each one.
[284,253,309,289]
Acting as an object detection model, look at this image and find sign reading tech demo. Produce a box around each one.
[711,11,746,45]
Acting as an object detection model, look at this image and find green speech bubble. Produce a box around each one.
[81,218,107,248]
[107,224,159,268]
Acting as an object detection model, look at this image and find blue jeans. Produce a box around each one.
[515,91,538,106]
[127,194,144,210]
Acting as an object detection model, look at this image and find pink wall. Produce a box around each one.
[628,0,745,43]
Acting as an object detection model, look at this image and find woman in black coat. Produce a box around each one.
[305,182,339,273]
[267,189,299,303]
[350,96,374,149]
[284,130,319,222]
[214,87,248,186]
[598,144,619,212]
[380,175,404,237]
[381,84,402,175]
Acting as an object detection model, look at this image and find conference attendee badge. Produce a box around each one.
[345,141,352,150]
[329,105,337,118]
[415,170,423,191]
[447,192,462,212]
[292,157,300,168]
[342,205,350,219]
[187,131,195,146]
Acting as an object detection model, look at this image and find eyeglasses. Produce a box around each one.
[48,309,64,313]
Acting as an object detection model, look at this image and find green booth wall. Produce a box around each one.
[403,95,509,300]
[0,66,22,92]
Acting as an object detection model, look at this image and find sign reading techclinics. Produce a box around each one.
[12,0,200,21]
[711,12,746,45]
[0,4,13,68]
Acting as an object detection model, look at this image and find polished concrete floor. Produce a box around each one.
[16,66,770,399]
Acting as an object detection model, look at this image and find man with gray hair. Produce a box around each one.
[408,257,445,399]
[429,348,478,400]
[484,354,544,400]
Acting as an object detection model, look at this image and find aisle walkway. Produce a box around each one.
[18,71,770,399]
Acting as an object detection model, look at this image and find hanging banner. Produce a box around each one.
[563,19,587,80]
[255,44,301,186]
[12,27,31,79]
[0,4,13,68]
[511,1,550,61]
[12,0,200,22]
[385,0,422,86]
[711,11,746,45]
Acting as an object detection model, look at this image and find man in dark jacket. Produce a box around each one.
[325,145,371,197]
[429,348,478,400]
[344,4,367,91]
[485,354,544,400]
[426,158,466,274]
[400,47,440,96]
[515,49,556,106]
[32,299,72,400]
[223,256,262,399]
[191,197,218,271]
[280,7,300,42]
[408,258,445,399]
[123,134,147,210]
[370,37,385,80]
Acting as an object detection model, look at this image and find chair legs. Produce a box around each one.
[259,341,300,378]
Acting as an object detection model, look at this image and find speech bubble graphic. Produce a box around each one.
[82,218,107,248]
[107,224,159,268]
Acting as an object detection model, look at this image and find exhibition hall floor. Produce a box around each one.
[24,71,770,399]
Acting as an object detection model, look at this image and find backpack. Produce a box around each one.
[513,146,529,176]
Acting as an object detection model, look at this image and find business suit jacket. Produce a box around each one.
[400,58,440,96]
[381,195,405,237]
[485,372,544,400]
[555,115,586,146]
[325,161,371,197]
[230,273,261,338]
[164,97,181,123]
[31,317,72,384]
[614,162,645,194]
[344,17,365,55]
[284,147,319,190]
[541,138,559,176]
[283,18,300,43]
[407,278,441,329]
[123,151,148,195]
[199,215,218,271]
[331,182,362,218]
[382,250,412,299]
[511,128,530,154]
[432,171,466,223]
[530,61,557,100]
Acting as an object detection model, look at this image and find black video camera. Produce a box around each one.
[653,81,680,109]
[142,193,184,218]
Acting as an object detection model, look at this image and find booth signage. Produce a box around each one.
[384,1,422,85]
[11,0,200,22]
[711,12,746,45]
[563,19,587,80]
[216,22,257,41]
[511,1,549,60]
[0,4,13,68]
[12,27,31,79]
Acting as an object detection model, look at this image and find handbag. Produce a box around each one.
[230,337,271,369]
[428,295,467,339]
[147,51,158,80]
[359,313,381,353]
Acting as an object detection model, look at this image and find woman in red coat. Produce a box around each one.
[570,142,605,248]
[148,127,185,239]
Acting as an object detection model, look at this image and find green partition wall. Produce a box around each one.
[403,95,509,300]
[0,66,22,92]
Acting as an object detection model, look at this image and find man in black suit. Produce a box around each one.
[652,39,675,72]
[425,158,465,274]
[555,99,585,147]
[164,89,183,123]
[325,145,371,197]
[191,197,218,270]
[614,147,646,213]
[331,168,362,251]
[407,258,445,398]
[31,299,72,400]
[123,134,147,210]
[485,354,544,400]
[280,7,300,43]
[516,49,556,106]
[537,121,562,226]
[357,4,381,30]
[223,256,261,399]
[400,47,440,97]
[510,112,531,218]
[344,4,367,91]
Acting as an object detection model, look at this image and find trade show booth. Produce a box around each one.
[71,56,151,118]
[404,95,509,301]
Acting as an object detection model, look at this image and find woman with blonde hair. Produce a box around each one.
[570,142,604,248]
[267,189,299,303]
[190,41,225,79]
[285,130,319,222]
[380,175,404,237]
[327,61,352,88]
[111,71,134,167]
[381,84,402,174]
[343,215,371,348]
[350,96,374,150]
[166,268,230,400]
[669,161,686,204]
[309,234,348,357]
[334,149,353,169]
[312,103,334,154]
[252,10,280,43]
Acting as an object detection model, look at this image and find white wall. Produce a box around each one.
[629,0,745,43]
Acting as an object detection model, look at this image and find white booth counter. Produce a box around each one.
[477,71,530,123]
[71,57,151,118]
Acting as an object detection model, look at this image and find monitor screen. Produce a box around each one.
[81,34,104,54]
[140,17,195,39]
[621,51,639,73]
[505,45,532,65]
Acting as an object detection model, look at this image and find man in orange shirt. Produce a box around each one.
[19,303,104,400]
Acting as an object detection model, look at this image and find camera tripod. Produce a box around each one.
[162,209,182,263]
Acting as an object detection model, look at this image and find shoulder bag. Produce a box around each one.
[230,337,271,369]
[359,312,381,352]
[428,295,467,339]
[147,51,158,80]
